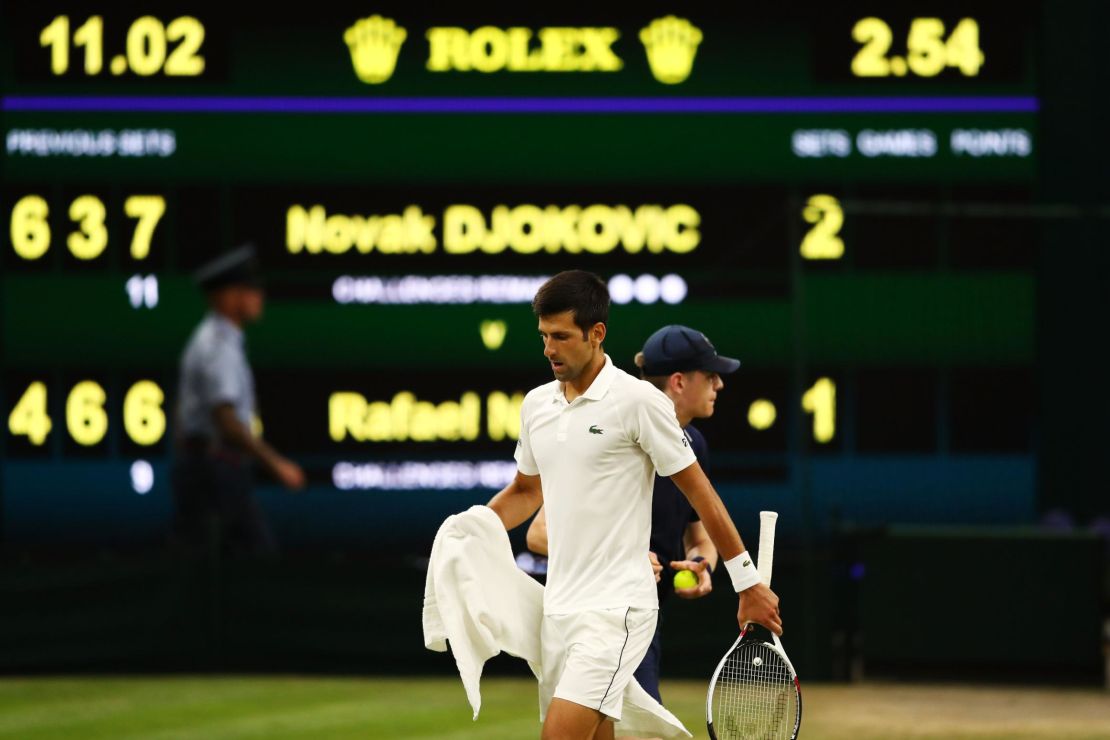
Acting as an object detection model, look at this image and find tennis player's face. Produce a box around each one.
[538,311,602,382]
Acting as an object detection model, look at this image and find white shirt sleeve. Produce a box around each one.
[514,395,540,476]
[629,384,698,477]
[198,347,243,408]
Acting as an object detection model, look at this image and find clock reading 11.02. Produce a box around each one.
[39,15,205,77]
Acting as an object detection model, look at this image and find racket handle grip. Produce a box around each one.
[758,511,778,587]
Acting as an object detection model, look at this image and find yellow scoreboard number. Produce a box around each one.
[800,195,845,260]
[8,380,167,447]
[852,17,984,78]
[802,378,837,444]
[9,194,165,261]
[39,15,205,77]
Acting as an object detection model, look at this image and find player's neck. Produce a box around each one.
[563,352,606,401]
[668,392,693,427]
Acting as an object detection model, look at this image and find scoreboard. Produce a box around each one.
[1,2,1039,547]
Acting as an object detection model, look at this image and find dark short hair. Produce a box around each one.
[532,270,609,337]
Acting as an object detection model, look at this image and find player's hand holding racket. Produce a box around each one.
[738,582,781,634]
[707,511,802,739]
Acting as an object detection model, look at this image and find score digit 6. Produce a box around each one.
[123,380,166,446]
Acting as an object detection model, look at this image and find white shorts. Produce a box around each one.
[539,607,658,722]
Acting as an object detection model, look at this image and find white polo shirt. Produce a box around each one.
[515,354,698,614]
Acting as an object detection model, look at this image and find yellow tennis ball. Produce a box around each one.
[673,569,698,590]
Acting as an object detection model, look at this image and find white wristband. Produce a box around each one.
[723,551,761,592]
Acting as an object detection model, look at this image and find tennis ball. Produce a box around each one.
[673,569,699,590]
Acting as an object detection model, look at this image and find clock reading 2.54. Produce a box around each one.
[852,17,983,78]
[39,15,205,76]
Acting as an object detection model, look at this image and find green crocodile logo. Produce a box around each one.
[589,425,604,435]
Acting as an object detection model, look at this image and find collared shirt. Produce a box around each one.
[515,354,698,614]
[176,312,256,441]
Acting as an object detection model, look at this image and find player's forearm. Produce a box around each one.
[525,509,549,555]
[684,528,719,571]
[671,463,745,561]
[693,500,743,563]
[487,478,542,530]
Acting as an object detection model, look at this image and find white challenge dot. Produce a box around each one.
[633,274,661,304]
[608,274,634,305]
[660,274,688,304]
[130,460,154,495]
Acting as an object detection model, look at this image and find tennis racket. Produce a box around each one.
[706,510,802,739]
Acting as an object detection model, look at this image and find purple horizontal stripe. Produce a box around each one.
[1,95,1039,115]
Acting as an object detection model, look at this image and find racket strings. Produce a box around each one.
[711,642,797,739]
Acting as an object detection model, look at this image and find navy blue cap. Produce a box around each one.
[639,325,740,376]
[194,243,262,292]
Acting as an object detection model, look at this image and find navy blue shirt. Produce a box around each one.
[650,424,709,603]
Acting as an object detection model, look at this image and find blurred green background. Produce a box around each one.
[1,4,1107,735]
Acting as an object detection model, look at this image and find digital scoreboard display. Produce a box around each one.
[1,2,1039,548]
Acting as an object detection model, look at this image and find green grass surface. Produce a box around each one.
[1,676,1108,739]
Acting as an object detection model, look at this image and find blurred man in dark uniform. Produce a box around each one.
[171,244,305,556]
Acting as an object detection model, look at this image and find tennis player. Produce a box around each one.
[487,271,781,740]
[525,324,738,708]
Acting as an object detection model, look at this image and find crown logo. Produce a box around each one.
[344,15,407,84]
[640,16,702,85]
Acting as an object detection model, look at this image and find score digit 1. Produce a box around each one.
[802,378,836,443]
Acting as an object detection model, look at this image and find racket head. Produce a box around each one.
[706,625,802,740]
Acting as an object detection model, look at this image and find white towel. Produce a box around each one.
[423,504,691,738]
